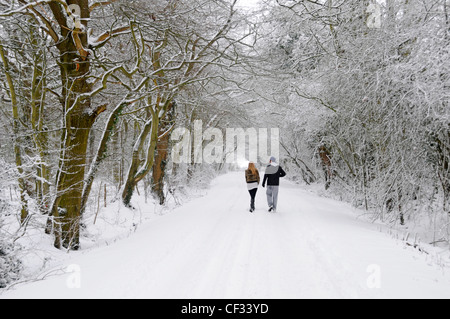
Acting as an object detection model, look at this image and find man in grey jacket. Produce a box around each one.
[262,157,287,213]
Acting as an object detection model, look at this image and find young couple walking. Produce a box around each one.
[245,157,287,213]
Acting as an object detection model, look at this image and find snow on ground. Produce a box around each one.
[2,172,450,299]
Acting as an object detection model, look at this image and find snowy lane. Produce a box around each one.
[2,173,450,299]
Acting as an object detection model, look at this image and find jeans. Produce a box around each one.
[266,186,279,210]
[249,188,257,210]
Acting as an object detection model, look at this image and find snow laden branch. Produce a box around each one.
[120,0,250,206]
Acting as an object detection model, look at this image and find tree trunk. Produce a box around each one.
[49,0,96,249]
[55,113,95,250]
[52,58,95,249]
[151,108,175,205]
[80,101,128,216]
[29,33,51,214]
[122,113,160,207]
[0,42,29,224]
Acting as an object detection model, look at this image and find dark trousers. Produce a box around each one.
[249,188,258,210]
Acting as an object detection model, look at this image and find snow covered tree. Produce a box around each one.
[258,0,450,233]
[1,0,254,249]
[116,0,253,207]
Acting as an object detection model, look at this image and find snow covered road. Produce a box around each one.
[2,173,450,299]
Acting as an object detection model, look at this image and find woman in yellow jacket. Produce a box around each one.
[245,162,260,213]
